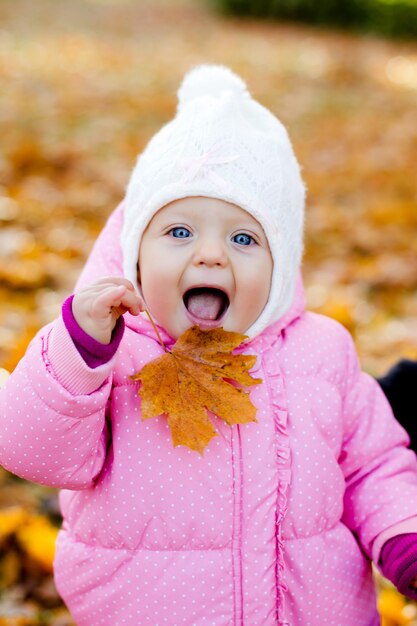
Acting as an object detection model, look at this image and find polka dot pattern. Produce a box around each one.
[2,268,417,623]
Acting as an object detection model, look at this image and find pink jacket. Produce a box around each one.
[2,204,417,626]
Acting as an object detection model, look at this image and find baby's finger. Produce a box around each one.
[92,285,144,318]
[116,288,145,316]
[92,285,127,318]
[92,277,137,292]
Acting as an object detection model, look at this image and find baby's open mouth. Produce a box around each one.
[183,287,230,322]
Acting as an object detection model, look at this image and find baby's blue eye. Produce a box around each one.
[233,233,254,246]
[171,227,191,238]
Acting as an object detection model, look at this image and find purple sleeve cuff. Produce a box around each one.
[62,295,125,369]
[379,533,417,600]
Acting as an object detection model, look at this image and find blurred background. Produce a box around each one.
[0,0,416,624]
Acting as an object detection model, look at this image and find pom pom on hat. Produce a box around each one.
[177,64,249,112]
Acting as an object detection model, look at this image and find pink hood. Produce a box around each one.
[1,203,417,626]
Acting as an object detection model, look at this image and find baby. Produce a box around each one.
[1,65,417,626]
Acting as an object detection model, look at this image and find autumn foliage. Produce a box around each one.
[133,325,261,453]
[0,0,417,623]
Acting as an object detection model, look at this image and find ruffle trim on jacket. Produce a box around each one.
[262,344,291,626]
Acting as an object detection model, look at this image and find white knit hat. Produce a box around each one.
[121,64,305,338]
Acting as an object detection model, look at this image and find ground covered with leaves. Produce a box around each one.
[0,0,416,624]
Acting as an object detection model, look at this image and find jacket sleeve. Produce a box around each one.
[339,331,417,562]
[0,203,126,489]
[0,313,115,491]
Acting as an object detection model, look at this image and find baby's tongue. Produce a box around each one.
[187,290,224,320]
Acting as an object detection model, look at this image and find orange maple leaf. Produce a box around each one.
[131,325,262,454]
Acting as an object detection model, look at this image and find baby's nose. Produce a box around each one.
[192,238,228,267]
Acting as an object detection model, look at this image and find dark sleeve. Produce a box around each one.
[379,533,417,600]
[62,295,125,369]
[377,359,417,454]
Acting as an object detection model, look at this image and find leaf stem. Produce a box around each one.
[145,308,168,352]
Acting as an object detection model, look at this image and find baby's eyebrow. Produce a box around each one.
[233,223,262,231]
[232,223,266,236]
[159,213,190,223]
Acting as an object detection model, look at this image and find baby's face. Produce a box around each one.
[138,197,273,339]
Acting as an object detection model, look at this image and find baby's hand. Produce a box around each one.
[72,277,145,344]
